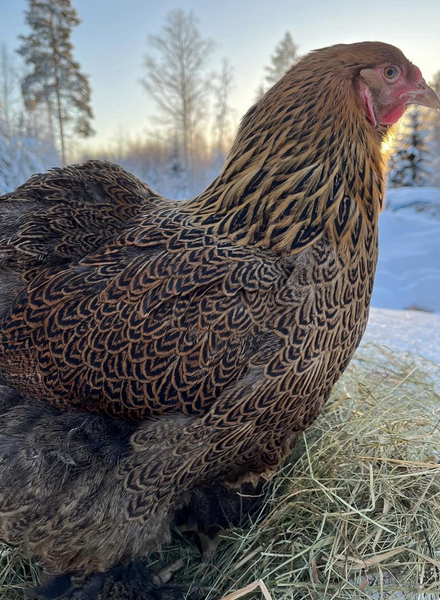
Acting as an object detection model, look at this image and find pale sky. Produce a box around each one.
[1,0,440,155]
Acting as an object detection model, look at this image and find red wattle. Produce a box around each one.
[380,103,407,126]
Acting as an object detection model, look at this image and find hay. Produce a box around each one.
[1,344,440,599]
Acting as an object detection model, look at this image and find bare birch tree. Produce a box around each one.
[213,58,234,155]
[142,10,213,173]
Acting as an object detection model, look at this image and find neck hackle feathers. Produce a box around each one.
[187,43,412,255]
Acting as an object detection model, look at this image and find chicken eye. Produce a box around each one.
[383,66,400,81]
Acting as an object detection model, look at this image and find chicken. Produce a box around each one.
[0,42,438,599]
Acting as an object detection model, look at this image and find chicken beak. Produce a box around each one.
[401,80,440,110]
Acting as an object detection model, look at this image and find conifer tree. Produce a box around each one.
[18,0,94,165]
[254,81,266,103]
[265,32,299,87]
[255,32,299,100]
[389,108,434,187]
[428,71,440,184]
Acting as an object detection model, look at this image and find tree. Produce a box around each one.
[142,10,214,174]
[265,32,299,87]
[389,108,434,187]
[430,70,440,105]
[0,45,20,133]
[0,110,14,193]
[18,0,94,165]
[0,43,58,193]
[255,32,299,100]
[164,133,190,200]
[212,58,234,156]
[0,103,47,194]
[428,71,440,184]
[254,81,266,103]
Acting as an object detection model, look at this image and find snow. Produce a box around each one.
[372,187,440,314]
[385,186,440,214]
[364,307,440,365]
[0,118,54,195]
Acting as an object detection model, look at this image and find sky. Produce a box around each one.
[1,0,440,155]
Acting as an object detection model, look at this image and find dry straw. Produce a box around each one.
[2,344,439,600]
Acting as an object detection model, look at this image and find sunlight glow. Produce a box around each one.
[381,129,396,158]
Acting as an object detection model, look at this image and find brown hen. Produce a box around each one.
[0,42,438,599]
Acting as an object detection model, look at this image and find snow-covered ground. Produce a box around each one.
[385,187,440,215]
[372,187,440,314]
[364,307,440,365]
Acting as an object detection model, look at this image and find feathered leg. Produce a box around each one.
[175,481,267,558]
[26,561,204,600]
